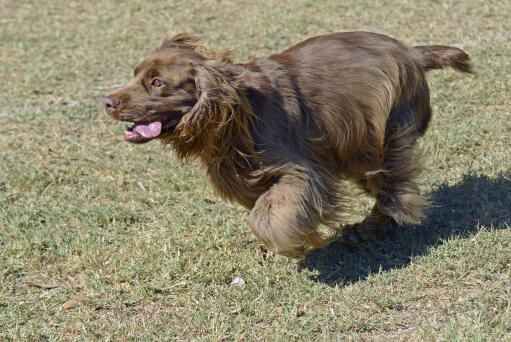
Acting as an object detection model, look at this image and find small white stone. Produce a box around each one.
[230,276,245,286]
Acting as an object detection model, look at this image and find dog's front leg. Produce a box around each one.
[248,168,340,259]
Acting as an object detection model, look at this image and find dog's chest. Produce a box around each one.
[206,163,271,210]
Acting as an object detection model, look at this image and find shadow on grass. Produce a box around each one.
[299,172,511,285]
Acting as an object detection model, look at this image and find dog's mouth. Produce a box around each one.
[123,116,182,144]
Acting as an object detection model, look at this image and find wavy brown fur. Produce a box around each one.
[414,45,474,74]
[160,33,234,62]
[104,32,473,258]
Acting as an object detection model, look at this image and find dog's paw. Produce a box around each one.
[340,222,377,245]
[257,244,307,260]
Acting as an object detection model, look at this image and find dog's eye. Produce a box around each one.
[151,79,163,87]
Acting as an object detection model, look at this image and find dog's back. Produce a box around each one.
[249,31,471,177]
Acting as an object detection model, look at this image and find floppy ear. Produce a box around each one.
[189,59,273,127]
[194,60,243,103]
[171,58,266,163]
[194,60,270,102]
[186,59,245,130]
[178,59,255,150]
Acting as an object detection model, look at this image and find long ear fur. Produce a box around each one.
[172,59,257,166]
[159,33,233,62]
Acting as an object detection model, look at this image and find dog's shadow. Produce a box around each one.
[299,172,511,285]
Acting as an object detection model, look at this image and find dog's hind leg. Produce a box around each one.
[248,165,342,258]
[342,125,430,244]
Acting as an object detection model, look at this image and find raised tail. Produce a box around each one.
[414,45,474,74]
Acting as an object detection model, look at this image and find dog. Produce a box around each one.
[103,32,472,258]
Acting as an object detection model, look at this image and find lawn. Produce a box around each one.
[0,0,510,340]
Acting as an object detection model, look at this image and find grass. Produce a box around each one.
[0,0,510,340]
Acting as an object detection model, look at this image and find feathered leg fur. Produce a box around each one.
[248,165,344,258]
[342,124,430,243]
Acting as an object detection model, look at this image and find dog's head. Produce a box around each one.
[103,34,253,151]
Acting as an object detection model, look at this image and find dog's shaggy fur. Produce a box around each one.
[103,32,472,258]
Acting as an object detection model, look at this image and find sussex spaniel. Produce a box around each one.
[103,32,472,258]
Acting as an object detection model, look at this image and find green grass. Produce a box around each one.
[1,0,510,340]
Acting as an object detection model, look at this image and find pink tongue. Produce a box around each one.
[135,122,162,138]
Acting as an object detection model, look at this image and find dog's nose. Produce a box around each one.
[102,96,119,115]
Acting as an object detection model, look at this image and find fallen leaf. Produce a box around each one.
[61,295,91,311]
[61,299,77,311]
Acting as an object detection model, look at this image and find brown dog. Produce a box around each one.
[103,32,472,258]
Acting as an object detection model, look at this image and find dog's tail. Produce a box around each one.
[414,45,474,74]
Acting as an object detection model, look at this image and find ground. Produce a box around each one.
[0,0,510,340]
